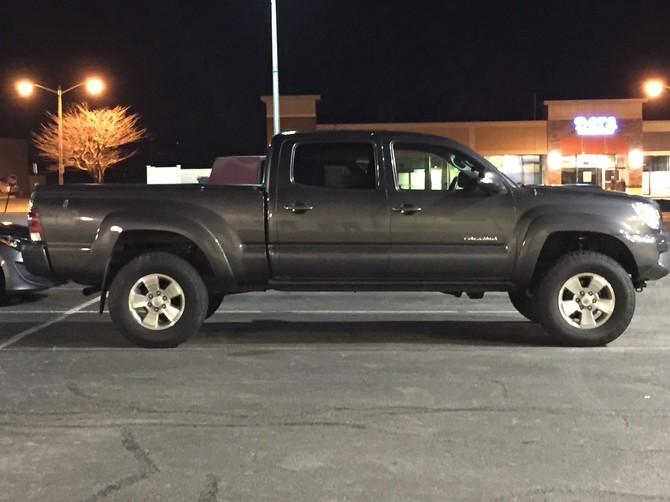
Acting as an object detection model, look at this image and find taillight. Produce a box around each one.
[28,206,43,242]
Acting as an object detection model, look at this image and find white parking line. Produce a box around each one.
[0,310,101,314]
[0,308,520,315]
[212,309,520,315]
[213,310,520,316]
[216,310,466,315]
[0,297,100,350]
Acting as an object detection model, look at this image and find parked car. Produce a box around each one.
[0,222,57,304]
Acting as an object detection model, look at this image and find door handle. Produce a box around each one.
[392,204,422,215]
[284,203,314,214]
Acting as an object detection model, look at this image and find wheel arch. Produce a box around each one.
[513,214,638,287]
[88,212,238,307]
[535,231,637,281]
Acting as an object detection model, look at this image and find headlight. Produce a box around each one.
[633,202,661,230]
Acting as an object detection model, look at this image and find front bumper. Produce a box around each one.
[629,228,670,282]
[643,248,670,282]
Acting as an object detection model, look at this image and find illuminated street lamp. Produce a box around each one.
[644,79,669,99]
[16,78,104,185]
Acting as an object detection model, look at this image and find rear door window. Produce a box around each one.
[292,143,377,189]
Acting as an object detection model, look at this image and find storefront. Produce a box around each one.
[263,95,670,198]
[544,99,646,193]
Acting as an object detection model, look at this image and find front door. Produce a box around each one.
[386,141,517,282]
[269,138,389,281]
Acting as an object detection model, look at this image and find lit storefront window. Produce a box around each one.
[643,155,670,197]
[558,154,616,188]
[628,149,644,169]
[486,155,541,185]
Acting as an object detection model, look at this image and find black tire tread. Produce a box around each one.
[508,289,538,322]
[108,252,208,348]
[534,251,635,346]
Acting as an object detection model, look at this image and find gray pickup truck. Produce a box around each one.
[23,131,670,347]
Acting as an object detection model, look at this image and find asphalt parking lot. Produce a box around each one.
[3,199,670,500]
[2,283,670,501]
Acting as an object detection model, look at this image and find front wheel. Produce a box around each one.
[108,252,208,348]
[534,251,635,346]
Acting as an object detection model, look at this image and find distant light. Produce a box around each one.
[86,78,104,95]
[502,155,522,171]
[628,149,644,169]
[548,150,562,170]
[644,80,665,98]
[16,80,34,96]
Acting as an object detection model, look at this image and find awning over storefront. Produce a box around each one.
[560,135,629,155]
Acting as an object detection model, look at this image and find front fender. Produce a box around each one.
[512,212,633,284]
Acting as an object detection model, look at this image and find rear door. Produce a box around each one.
[385,140,518,282]
[268,136,390,281]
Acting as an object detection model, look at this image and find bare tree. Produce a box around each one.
[33,103,147,183]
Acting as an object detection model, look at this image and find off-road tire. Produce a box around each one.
[508,289,538,322]
[108,252,208,348]
[205,292,225,319]
[0,271,7,305]
[534,251,635,346]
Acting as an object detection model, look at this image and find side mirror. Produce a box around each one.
[478,172,506,195]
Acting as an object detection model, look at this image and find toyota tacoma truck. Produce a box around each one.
[22,131,670,347]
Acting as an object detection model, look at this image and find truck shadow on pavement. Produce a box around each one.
[198,319,557,347]
[7,319,557,349]
[0,292,49,307]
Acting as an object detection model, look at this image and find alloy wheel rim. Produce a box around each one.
[127,273,185,330]
[557,272,615,329]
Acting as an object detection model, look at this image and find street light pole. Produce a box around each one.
[16,78,104,185]
[271,0,280,135]
[57,86,64,185]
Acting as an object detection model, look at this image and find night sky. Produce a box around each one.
[2,0,670,172]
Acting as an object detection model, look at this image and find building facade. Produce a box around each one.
[0,138,30,196]
[263,96,670,197]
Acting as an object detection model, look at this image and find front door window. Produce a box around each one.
[388,142,516,281]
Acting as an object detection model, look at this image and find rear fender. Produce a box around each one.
[88,211,238,293]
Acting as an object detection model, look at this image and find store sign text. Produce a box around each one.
[573,115,618,136]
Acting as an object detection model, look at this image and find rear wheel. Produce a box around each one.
[0,271,7,305]
[108,252,208,348]
[534,251,635,346]
[206,291,225,319]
